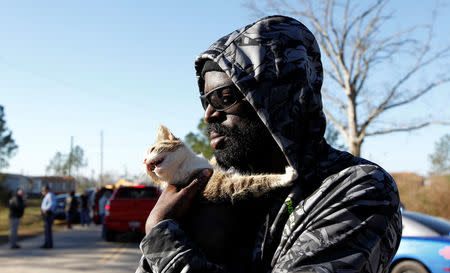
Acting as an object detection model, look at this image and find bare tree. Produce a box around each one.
[246,0,450,155]
[46,146,87,177]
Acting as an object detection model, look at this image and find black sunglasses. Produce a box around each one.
[200,83,244,111]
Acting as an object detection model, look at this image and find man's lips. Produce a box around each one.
[210,132,226,149]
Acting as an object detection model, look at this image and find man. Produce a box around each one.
[41,185,56,249]
[80,190,91,226]
[65,191,78,229]
[9,188,26,249]
[137,16,402,272]
[98,191,111,239]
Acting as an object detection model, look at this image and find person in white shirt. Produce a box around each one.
[40,185,56,249]
[98,191,111,239]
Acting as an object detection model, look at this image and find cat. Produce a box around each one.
[143,125,297,203]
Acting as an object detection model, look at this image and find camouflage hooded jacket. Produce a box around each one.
[136,16,402,273]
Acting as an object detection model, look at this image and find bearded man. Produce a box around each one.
[137,15,401,273]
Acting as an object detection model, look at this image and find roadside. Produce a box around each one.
[0,198,66,245]
[0,225,141,273]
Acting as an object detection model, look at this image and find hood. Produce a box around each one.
[195,15,326,179]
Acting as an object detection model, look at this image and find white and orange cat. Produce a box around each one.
[143,125,297,203]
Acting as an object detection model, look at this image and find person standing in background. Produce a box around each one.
[80,190,91,226]
[41,185,56,249]
[90,189,96,220]
[9,188,26,249]
[98,191,110,239]
[65,191,78,229]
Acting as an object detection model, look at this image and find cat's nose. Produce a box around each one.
[143,158,155,171]
[147,162,155,172]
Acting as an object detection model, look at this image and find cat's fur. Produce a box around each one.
[143,125,297,203]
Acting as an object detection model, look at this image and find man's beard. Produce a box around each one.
[207,117,274,173]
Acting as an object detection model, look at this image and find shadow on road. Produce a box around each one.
[0,225,143,273]
[113,231,145,244]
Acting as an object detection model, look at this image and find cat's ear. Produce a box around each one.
[157,125,177,141]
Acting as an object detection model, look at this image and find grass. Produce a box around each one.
[0,198,66,245]
[0,199,44,236]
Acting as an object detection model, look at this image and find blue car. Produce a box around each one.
[54,193,81,222]
[390,211,450,273]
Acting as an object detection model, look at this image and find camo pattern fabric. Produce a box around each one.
[136,15,401,273]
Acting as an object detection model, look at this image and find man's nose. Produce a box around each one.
[204,104,224,123]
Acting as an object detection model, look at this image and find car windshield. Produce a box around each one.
[404,211,450,236]
[115,187,158,199]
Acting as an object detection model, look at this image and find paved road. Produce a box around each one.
[0,225,142,273]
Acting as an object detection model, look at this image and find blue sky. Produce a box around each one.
[1,1,449,179]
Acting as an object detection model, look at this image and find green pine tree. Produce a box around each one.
[429,134,450,174]
[0,105,18,169]
[184,119,213,159]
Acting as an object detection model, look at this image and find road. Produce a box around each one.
[0,225,142,273]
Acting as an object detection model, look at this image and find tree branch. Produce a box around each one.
[323,108,349,142]
[323,67,345,87]
[349,0,387,80]
[322,90,347,111]
[385,77,450,110]
[359,76,450,138]
[366,121,450,136]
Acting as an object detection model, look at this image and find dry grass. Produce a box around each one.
[392,173,450,219]
[0,198,66,245]
[0,199,43,235]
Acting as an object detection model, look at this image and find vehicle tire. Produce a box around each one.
[105,228,115,242]
[390,260,428,273]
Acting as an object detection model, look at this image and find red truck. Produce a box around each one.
[104,185,161,241]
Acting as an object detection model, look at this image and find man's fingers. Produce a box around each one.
[181,169,212,198]
[144,170,213,233]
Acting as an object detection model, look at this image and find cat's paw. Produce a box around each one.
[280,166,297,186]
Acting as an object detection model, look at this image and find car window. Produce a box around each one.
[115,187,158,199]
[99,188,113,197]
[403,212,450,237]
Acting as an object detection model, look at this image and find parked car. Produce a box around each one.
[104,185,161,241]
[54,193,81,222]
[390,211,450,273]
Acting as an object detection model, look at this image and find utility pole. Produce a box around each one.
[100,130,103,186]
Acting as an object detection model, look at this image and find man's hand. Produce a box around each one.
[145,169,212,234]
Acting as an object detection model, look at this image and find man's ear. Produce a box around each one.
[157,125,177,141]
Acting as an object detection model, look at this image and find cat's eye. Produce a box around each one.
[200,83,244,112]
